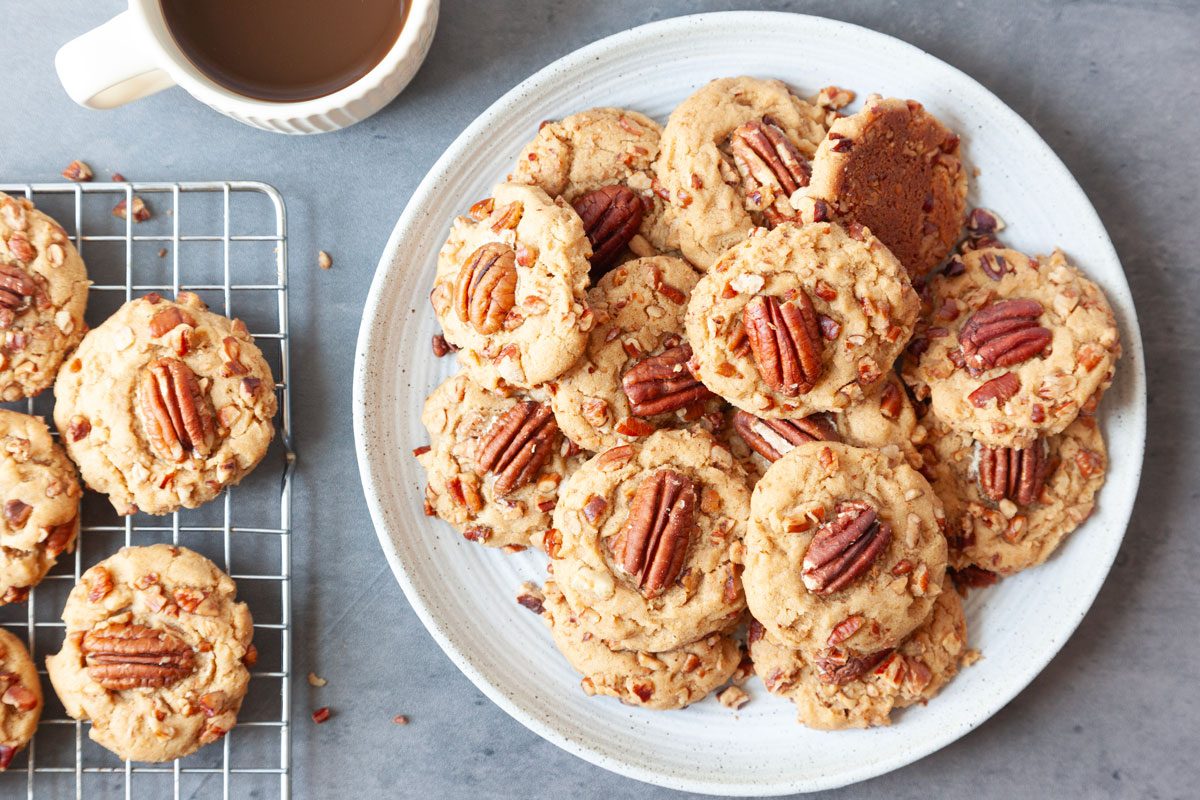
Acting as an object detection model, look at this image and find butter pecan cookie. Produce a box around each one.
[923,412,1107,575]
[550,428,750,652]
[548,256,718,451]
[730,372,923,478]
[418,373,587,550]
[0,409,81,605]
[655,77,828,269]
[0,192,89,401]
[46,545,254,762]
[539,580,739,710]
[686,221,919,417]
[0,628,43,770]
[53,292,277,516]
[802,96,967,279]
[512,108,676,273]
[907,248,1120,447]
[744,442,947,659]
[430,182,593,390]
[749,587,971,729]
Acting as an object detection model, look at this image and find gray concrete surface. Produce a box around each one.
[3,1,1196,797]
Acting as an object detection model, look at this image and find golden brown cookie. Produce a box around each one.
[46,545,254,762]
[430,182,593,390]
[655,77,828,269]
[686,221,919,418]
[512,108,677,270]
[0,409,81,605]
[550,428,750,652]
[907,247,1120,447]
[417,373,587,550]
[744,442,947,659]
[0,192,89,401]
[548,256,718,451]
[53,292,277,515]
[749,587,971,729]
[539,580,740,710]
[0,628,43,770]
[923,412,1107,575]
[803,96,967,278]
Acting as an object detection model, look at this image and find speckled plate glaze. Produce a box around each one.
[353,12,1145,795]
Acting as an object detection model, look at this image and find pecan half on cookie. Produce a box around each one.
[976,439,1049,506]
[572,185,644,277]
[82,623,196,691]
[476,400,560,496]
[802,500,893,595]
[621,343,714,417]
[742,292,824,396]
[958,298,1052,377]
[732,409,839,462]
[455,242,518,335]
[612,469,698,598]
[137,358,218,462]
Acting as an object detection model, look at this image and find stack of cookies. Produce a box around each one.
[0,192,273,765]
[416,78,1120,728]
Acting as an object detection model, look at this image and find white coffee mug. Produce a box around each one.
[55,0,439,134]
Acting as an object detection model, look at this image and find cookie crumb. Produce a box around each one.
[157,248,168,259]
[111,172,126,183]
[306,672,327,688]
[717,685,749,710]
[318,250,333,270]
[62,160,93,182]
[311,706,331,724]
[392,714,409,725]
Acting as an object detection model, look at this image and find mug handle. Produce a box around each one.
[55,11,176,109]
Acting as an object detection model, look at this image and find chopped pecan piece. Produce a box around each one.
[0,264,36,317]
[977,439,1048,506]
[742,292,824,396]
[802,501,892,595]
[621,344,715,416]
[968,371,1021,408]
[959,298,1052,376]
[814,648,892,685]
[571,185,644,277]
[476,401,559,496]
[611,469,697,598]
[731,409,838,462]
[136,358,217,462]
[728,117,810,226]
[454,242,518,335]
[148,306,196,338]
[82,623,196,690]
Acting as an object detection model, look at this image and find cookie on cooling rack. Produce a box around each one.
[0,192,89,401]
[46,544,255,762]
[0,409,82,606]
[0,627,43,771]
[53,292,277,516]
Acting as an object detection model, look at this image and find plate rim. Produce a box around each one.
[352,10,1147,794]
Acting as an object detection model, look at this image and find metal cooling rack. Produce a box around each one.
[0,181,294,799]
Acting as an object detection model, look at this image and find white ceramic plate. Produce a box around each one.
[353,12,1145,795]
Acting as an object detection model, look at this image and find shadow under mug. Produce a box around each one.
[55,0,439,134]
